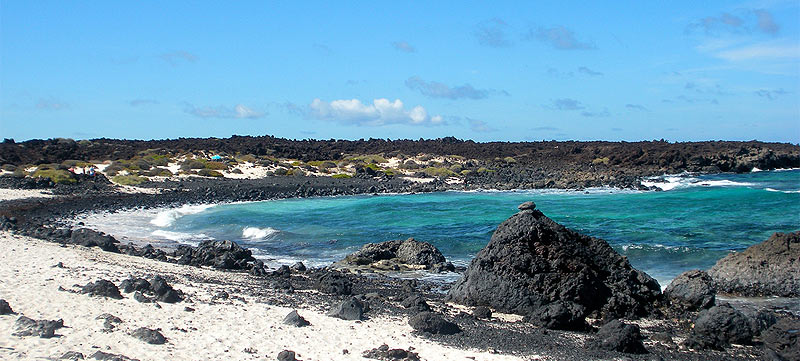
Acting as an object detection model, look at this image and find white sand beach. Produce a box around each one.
[0,232,529,361]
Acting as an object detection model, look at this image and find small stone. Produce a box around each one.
[277,350,297,361]
[283,310,311,327]
[131,327,166,345]
[80,279,123,299]
[0,299,14,315]
[517,201,536,211]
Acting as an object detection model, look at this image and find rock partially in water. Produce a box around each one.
[13,316,64,338]
[447,203,661,320]
[684,304,754,350]
[589,319,647,354]
[333,237,454,272]
[408,312,460,335]
[70,228,120,253]
[762,318,800,361]
[81,279,123,299]
[663,270,715,312]
[171,240,255,270]
[708,231,800,297]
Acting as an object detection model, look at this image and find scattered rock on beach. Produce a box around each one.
[708,231,800,297]
[13,315,64,338]
[97,313,122,331]
[400,294,431,312]
[90,351,140,361]
[119,275,183,303]
[472,306,492,319]
[447,202,661,320]
[525,301,588,331]
[131,327,166,344]
[408,312,461,335]
[327,297,364,321]
[684,304,753,350]
[80,279,123,299]
[762,318,800,361]
[277,350,298,361]
[315,272,353,295]
[334,237,454,272]
[60,351,85,360]
[0,299,14,315]
[70,228,120,253]
[663,270,715,312]
[283,310,310,327]
[589,319,647,354]
[362,344,421,361]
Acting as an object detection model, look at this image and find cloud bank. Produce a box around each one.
[309,98,443,126]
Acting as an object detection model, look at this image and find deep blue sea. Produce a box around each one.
[81,170,800,287]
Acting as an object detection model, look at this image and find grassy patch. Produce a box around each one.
[32,169,76,184]
[592,157,610,165]
[348,154,388,164]
[332,173,352,179]
[205,161,228,170]
[112,174,147,185]
[503,156,517,164]
[198,169,224,177]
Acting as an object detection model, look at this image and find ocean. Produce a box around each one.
[78,169,800,287]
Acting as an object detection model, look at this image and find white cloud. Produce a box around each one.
[309,98,444,126]
[715,41,799,61]
[184,103,266,119]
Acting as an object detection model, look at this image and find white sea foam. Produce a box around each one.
[242,226,279,240]
[150,204,214,227]
[766,188,800,194]
[151,230,212,244]
[642,175,754,191]
[751,167,763,172]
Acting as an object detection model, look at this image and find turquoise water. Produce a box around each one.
[93,170,800,286]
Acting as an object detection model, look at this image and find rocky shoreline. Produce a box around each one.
[0,164,799,360]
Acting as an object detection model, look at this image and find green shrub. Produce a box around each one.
[143,154,171,166]
[364,163,381,171]
[306,160,323,167]
[32,169,76,184]
[592,157,610,165]
[422,167,456,178]
[290,161,303,166]
[273,168,288,176]
[237,154,257,163]
[476,167,494,173]
[198,169,224,177]
[449,164,463,173]
[460,169,472,176]
[383,169,396,176]
[348,154,387,164]
[12,169,27,177]
[181,159,206,170]
[503,156,517,164]
[332,173,352,179]
[131,158,152,170]
[418,154,434,162]
[205,161,228,170]
[112,174,147,185]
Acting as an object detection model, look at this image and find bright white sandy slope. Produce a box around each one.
[0,232,529,361]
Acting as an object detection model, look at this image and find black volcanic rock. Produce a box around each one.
[663,270,715,312]
[13,316,64,338]
[762,318,800,361]
[685,304,754,350]
[131,327,166,344]
[171,240,256,270]
[524,301,588,331]
[70,228,120,253]
[362,344,421,361]
[334,237,452,272]
[589,319,647,354]
[81,279,123,299]
[447,203,661,320]
[0,299,14,315]
[327,297,364,321]
[283,310,310,327]
[708,231,800,297]
[408,312,460,335]
[315,272,353,295]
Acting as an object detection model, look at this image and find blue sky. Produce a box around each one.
[1,1,798,142]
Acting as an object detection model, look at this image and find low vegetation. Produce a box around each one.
[112,174,147,185]
[32,169,76,184]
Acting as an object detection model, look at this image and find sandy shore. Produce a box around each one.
[0,232,528,361]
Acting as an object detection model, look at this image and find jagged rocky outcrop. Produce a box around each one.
[663,270,716,312]
[762,318,800,361]
[708,231,800,297]
[333,237,454,272]
[172,240,256,270]
[447,201,661,322]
